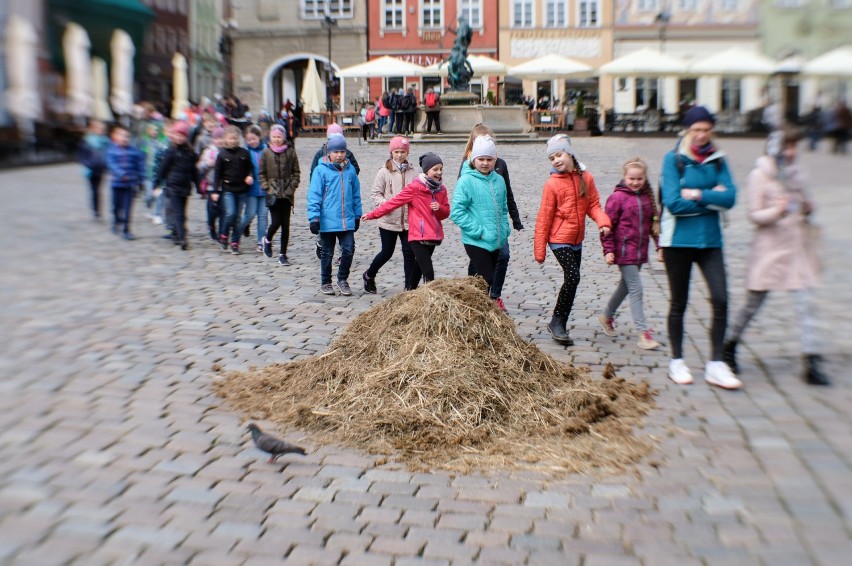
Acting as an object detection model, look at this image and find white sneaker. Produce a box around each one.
[705,361,742,390]
[153,215,163,225]
[668,359,694,385]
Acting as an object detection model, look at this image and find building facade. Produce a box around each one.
[139,0,190,111]
[498,0,614,108]
[229,0,369,116]
[367,0,500,101]
[189,0,223,102]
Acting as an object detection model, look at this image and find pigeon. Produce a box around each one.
[246,423,307,463]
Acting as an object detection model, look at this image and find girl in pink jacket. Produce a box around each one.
[362,152,450,290]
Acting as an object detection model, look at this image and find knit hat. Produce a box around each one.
[327,123,344,137]
[211,126,225,140]
[682,105,716,128]
[327,134,347,153]
[419,152,443,174]
[546,134,574,157]
[470,135,497,160]
[389,136,410,153]
[172,121,190,137]
[270,124,286,137]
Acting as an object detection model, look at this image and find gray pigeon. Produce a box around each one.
[246,423,306,463]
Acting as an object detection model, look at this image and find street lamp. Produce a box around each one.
[655,10,671,53]
[323,15,337,114]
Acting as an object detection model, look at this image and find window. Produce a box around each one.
[719,0,739,10]
[422,0,442,28]
[545,0,567,27]
[637,0,660,11]
[383,0,404,29]
[679,0,698,10]
[512,0,533,28]
[578,0,599,27]
[458,0,482,28]
[721,78,741,111]
[303,0,354,19]
[635,78,659,110]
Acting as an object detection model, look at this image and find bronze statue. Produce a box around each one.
[442,16,474,91]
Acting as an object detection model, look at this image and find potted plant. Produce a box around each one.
[573,97,589,132]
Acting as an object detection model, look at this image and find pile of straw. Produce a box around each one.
[215,278,655,474]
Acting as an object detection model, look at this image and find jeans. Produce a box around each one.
[111,186,135,234]
[409,241,436,289]
[387,112,396,134]
[604,264,647,331]
[240,195,268,246]
[378,115,387,134]
[395,111,405,133]
[88,172,103,218]
[221,191,248,244]
[266,199,292,256]
[551,246,583,319]
[663,247,728,361]
[403,112,415,133]
[366,228,414,288]
[468,241,510,299]
[206,194,221,236]
[154,187,166,219]
[464,244,500,291]
[320,231,355,285]
[167,192,188,242]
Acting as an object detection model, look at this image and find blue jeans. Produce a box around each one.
[387,112,396,134]
[221,192,248,244]
[378,115,387,134]
[320,231,355,285]
[111,186,135,233]
[468,241,511,298]
[240,195,268,246]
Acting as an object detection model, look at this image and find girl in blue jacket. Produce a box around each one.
[660,106,739,390]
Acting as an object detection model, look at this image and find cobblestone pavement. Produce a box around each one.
[1,134,849,566]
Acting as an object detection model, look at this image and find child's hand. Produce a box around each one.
[360,214,369,221]
[712,184,727,192]
[430,201,439,211]
[657,248,664,263]
[244,175,253,185]
[681,188,701,201]
[605,253,615,265]
[210,193,219,202]
[600,226,611,237]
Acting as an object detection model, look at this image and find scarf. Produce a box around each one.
[269,143,288,154]
[690,142,715,163]
[420,173,441,192]
[392,160,410,172]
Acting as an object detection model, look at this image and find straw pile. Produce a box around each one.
[214,278,655,474]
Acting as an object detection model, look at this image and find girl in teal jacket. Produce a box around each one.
[450,135,510,299]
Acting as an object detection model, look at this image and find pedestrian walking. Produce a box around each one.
[260,124,301,266]
[599,157,661,350]
[362,152,450,290]
[77,119,109,220]
[361,136,418,293]
[724,128,830,386]
[239,125,268,253]
[660,106,739,389]
[154,121,200,250]
[458,124,524,310]
[198,127,225,241]
[534,134,611,346]
[139,121,168,222]
[105,124,146,240]
[214,125,254,255]
[307,134,362,296]
[450,135,510,304]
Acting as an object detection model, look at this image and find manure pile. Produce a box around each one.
[215,278,656,474]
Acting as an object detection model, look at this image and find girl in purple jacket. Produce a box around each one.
[599,158,662,350]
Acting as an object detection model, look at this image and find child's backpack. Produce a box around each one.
[365,107,375,123]
[425,92,437,108]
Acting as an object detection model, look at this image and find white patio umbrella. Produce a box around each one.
[62,22,92,119]
[171,52,190,119]
[689,47,777,76]
[802,46,852,78]
[337,56,426,78]
[109,29,135,117]
[423,55,508,77]
[300,58,325,114]
[91,57,113,121]
[4,14,41,121]
[598,48,689,77]
[507,54,593,80]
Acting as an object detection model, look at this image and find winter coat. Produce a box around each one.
[457,158,523,230]
[365,174,450,242]
[659,138,736,249]
[197,145,220,194]
[533,170,610,263]
[601,183,659,266]
[155,143,200,197]
[78,133,109,176]
[214,146,253,193]
[400,92,417,113]
[307,159,363,233]
[370,162,420,232]
[247,143,266,197]
[450,165,510,252]
[743,156,819,291]
[106,143,146,188]
[378,97,390,118]
[310,145,360,179]
[259,146,301,205]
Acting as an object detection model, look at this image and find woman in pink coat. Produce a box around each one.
[724,129,830,385]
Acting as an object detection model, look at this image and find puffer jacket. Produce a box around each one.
[365,174,450,242]
[371,162,419,232]
[601,183,659,266]
[307,159,362,233]
[534,170,610,262]
[155,143,200,197]
[247,143,266,197]
[259,146,301,205]
[214,146,253,193]
[106,143,146,188]
[659,138,736,248]
[450,165,509,252]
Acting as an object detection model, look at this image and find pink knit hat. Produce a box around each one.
[327,123,343,137]
[172,121,190,137]
[389,136,410,153]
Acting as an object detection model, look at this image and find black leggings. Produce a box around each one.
[464,244,500,291]
[409,241,436,290]
[266,199,292,255]
[367,228,414,288]
[663,247,728,361]
[551,246,583,319]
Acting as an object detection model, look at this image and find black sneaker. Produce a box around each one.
[181,240,190,251]
[362,271,377,294]
[230,243,241,255]
[278,254,289,266]
[262,237,273,258]
[219,235,228,249]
